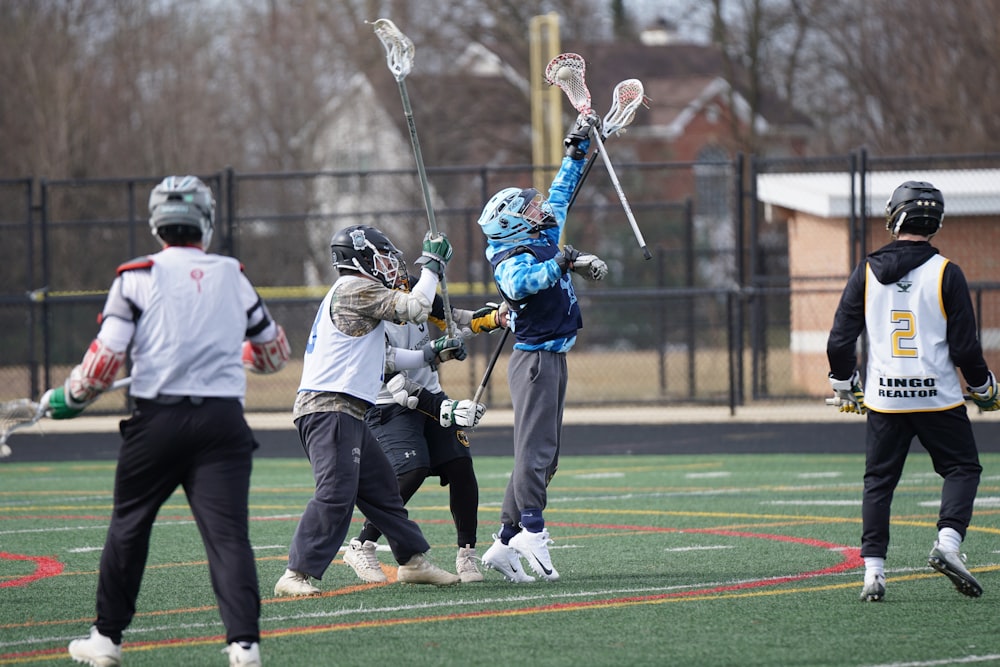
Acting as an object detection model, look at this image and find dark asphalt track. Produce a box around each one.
[6,420,1000,461]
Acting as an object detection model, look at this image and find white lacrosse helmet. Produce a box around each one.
[477,187,557,242]
[148,175,215,248]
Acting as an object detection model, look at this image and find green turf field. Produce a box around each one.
[2,453,998,666]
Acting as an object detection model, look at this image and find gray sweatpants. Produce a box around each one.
[500,348,567,526]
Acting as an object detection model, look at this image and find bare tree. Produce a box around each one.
[809,0,1000,155]
[689,0,1000,156]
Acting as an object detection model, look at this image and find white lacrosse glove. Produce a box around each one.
[555,245,608,281]
[968,370,1000,411]
[571,253,608,281]
[829,370,866,415]
[439,399,486,428]
[386,374,422,409]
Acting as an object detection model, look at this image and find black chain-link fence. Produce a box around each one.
[3,151,999,413]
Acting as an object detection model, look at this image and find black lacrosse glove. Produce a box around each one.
[554,245,583,273]
[564,115,597,159]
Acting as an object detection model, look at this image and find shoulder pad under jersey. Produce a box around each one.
[495,245,537,263]
[116,257,154,275]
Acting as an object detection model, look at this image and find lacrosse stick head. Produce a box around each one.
[369,18,414,81]
[602,79,650,138]
[544,53,592,115]
[0,398,45,458]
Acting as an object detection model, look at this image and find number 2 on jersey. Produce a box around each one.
[891,310,917,357]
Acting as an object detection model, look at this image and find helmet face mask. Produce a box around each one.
[148,175,215,248]
[885,180,944,238]
[478,187,557,242]
[330,225,406,289]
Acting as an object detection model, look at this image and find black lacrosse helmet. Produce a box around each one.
[885,181,944,238]
[330,225,406,289]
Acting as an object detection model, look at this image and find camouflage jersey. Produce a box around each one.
[293,275,406,421]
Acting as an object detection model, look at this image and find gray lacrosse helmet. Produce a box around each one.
[148,175,216,248]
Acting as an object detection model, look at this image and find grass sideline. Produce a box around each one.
[1,453,998,666]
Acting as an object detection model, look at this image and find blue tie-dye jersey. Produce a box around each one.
[485,155,587,352]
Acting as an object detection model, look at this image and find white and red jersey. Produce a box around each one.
[864,253,965,412]
[98,246,277,400]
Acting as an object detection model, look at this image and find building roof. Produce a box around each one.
[757,170,1000,218]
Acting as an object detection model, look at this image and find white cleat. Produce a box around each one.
[273,568,321,597]
[481,535,535,583]
[509,528,560,582]
[928,542,983,598]
[344,538,388,583]
[456,545,484,583]
[397,554,461,586]
[68,626,121,667]
[859,571,885,602]
[224,641,262,666]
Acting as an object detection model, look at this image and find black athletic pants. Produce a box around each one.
[93,398,260,645]
[861,406,982,559]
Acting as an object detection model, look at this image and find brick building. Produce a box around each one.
[757,169,1000,396]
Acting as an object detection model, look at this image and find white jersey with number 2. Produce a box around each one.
[864,253,964,412]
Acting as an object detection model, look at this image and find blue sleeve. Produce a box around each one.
[495,250,563,300]
[545,155,587,241]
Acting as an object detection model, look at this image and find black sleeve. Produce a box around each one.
[413,389,446,422]
[826,261,867,380]
[943,262,990,388]
[430,292,446,322]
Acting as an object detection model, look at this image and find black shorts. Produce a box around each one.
[365,402,471,477]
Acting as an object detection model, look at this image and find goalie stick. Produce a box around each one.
[546,53,653,260]
[370,18,457,337]
[0,377,132,458]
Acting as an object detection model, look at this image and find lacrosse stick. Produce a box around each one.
[825,394,973,406]
[0,377,132,458]
[472,328,510,407]
[545,53,652,260]
[370,18,457,336]
[568,78,649,210]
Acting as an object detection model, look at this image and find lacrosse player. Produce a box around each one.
[827,180,996,602]
[274,225,467,597]
[342,284,506,585]
[52,175,290,667]
[475,115,608,583]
